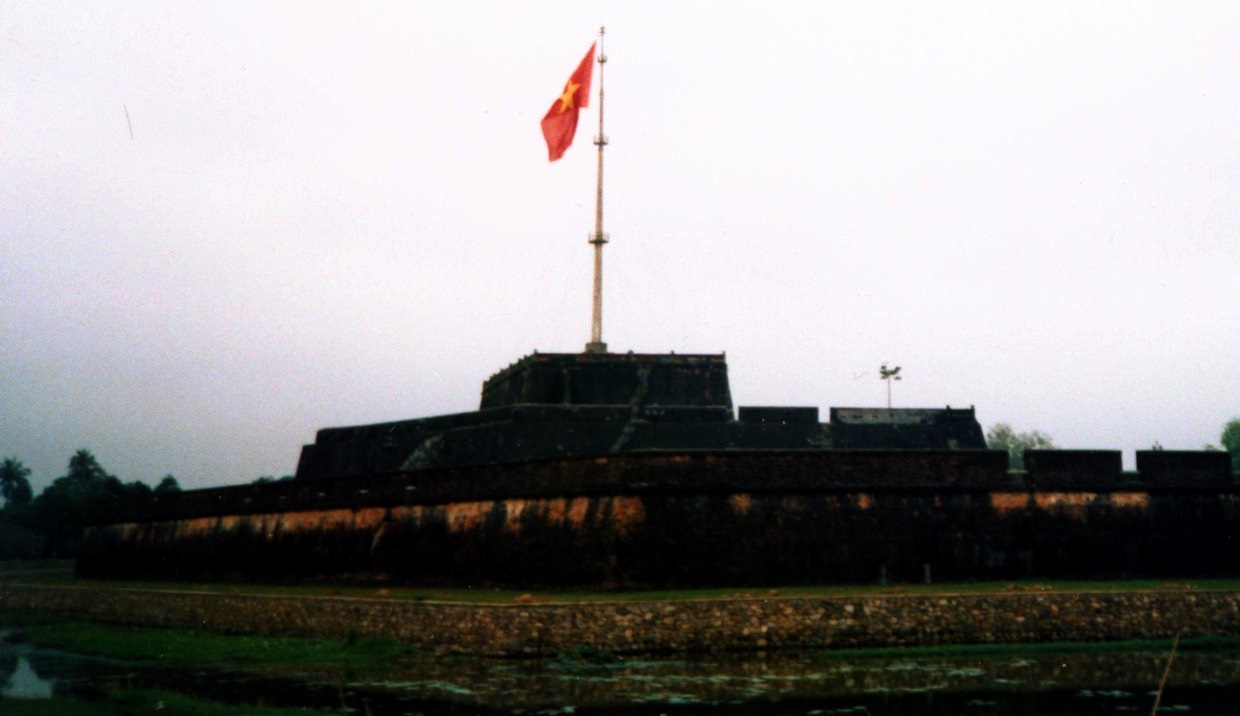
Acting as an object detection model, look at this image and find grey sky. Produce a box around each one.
[3,1,1238,491]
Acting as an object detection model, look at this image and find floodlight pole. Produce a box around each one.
[880,363,902,409]
[585,26,609,354]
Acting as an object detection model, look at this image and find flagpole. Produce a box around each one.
[585,25,609,354]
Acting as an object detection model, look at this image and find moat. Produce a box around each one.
[4,631,1240,715]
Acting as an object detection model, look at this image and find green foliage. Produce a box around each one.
[1221,418,1240,468]
[0,520,45,560]
[155,474,182,495]
[7,616,420,673]
[0,457,34,507]
[17,450,160,558]
[65,448,111,484]
[114,690,328,715]
[0,457,42,558]
[252,475,293,484]
[986,423,1056,469]
[554,644,619,665]
[0,698,109,716]
[0,689,322,716]
[1,451,193,559]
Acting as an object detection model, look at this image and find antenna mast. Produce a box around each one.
[585,25,609,354]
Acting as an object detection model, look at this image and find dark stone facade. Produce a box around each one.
[75,352,1238,588]
[79,449,1239,587]
[830,407,986,450]
[479,352,733,409]
[294,352,985,480]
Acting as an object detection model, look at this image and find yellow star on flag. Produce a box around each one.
[557,80,580,113]
[541,41,595,161]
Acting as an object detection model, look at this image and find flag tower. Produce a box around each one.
[585,26,609,354]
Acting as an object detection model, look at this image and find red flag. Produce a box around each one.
[541,43,596,162]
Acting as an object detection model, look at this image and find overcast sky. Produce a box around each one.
[4,1,1238,491]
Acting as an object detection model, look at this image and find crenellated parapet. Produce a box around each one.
[294,352,986,480]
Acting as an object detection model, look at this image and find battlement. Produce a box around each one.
[293,352,986,480]
[479,352,732,409]
[829,406,986,449]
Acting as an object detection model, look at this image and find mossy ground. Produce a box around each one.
[2,609,423,676]
[15,559,1240,604]
[1,690,315,716]
[1,610,424,715]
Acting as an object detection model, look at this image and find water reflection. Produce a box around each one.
[0,631,57,700]
[1,656,56,698]
[2,629,1238,714]
[362,649,1240,713]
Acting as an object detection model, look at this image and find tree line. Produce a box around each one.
[0,449,181,559]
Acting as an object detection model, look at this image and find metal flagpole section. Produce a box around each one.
[585,25,609,354]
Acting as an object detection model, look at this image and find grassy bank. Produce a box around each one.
[12,566,1240,604]
[1,610,424,715]
[1,609,423,676]
[2,690,316,716]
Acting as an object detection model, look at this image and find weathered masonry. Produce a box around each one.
[79,450,1239,587]
[78,352,1238,587]
[292,352,985,480]
[2,583,1237,656]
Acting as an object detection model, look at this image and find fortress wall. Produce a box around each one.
[1024,450,1124,487]
[112,449,1236,528]
[1136,450,1235,487]
[78,451,1240,587]
[2,583,1237,656]
[101,451,1016,524]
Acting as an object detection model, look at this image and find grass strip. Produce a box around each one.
[14,577,1240,604]
[2,610,424,676]
[0,689,317,716]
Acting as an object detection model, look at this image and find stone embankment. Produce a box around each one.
[2,584,1237,657]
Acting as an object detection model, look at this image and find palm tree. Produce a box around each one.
[0,457,33,507]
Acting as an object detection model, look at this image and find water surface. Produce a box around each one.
[3,631,1238,714]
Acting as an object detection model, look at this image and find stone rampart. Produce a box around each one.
[77,450,1240,587]
[1,584,1236,657]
